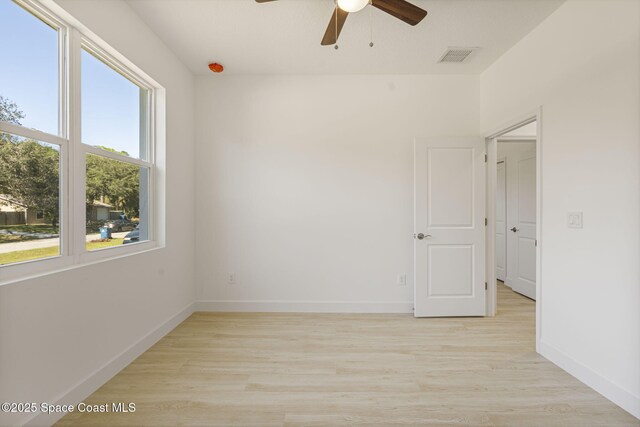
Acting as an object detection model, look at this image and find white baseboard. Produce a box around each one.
[196,300,414,314]
[539,340,640,419]
[24,303,195,427]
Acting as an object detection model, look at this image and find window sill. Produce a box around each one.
[0,241,164,287]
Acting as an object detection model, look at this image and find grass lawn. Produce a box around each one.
[0,239,124,265]
[0,224,59,244]
[85,239,125,250]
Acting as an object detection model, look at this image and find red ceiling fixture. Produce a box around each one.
[208,63,224,73]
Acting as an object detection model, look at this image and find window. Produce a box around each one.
[81,47,150,160]
[0,0,161,278]
[0,0,62,267]
[0,132,61,265]
[81,46,152,251]
[0,0,59,135]
[85,154,149,250]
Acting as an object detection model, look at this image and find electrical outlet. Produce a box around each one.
[228,272,236,284]
[567,211,583,229]
[398,274,407,286]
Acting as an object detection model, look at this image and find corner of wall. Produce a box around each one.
[539,340,640,419]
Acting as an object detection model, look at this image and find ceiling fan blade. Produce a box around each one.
[371,0,427,26]
[255,0,277,3]
[321,7,349,46]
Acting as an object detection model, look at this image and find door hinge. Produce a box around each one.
[535,239,537,247]
[485,282,488,290]
[484,154,487,163]
[485,218,488,226]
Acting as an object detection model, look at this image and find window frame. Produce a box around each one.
[0,0,163,284]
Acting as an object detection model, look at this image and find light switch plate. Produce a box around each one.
[567,212,583,229]
[398,274,407,286]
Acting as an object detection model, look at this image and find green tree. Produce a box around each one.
[0,137,60,229]
[0,96,24,125]
[0,97,60,229]
[86,148,140,218]
[1,97,140,228]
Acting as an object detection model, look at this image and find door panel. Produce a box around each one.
[428,245,473,296]
[496,161,506,281]
[428,149,473,227]
[518,237,536,282]
[512,149,536,299]
[518,157,536,224]
[415,138,486,317]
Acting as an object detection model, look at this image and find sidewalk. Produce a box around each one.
[0,232,129,254]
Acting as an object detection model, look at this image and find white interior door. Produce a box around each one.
[511,148,536,299]
[495,160,506,282]
[414,138,486,317]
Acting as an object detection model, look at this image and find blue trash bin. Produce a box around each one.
[99,227,112,239]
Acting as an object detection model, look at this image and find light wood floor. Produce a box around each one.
[57,283,638,426]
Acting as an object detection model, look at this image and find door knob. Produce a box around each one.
[415,233,432,240]
[510,227,519,232]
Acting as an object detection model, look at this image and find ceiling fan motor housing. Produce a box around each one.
[337,0,369,13]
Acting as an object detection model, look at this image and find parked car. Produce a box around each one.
[122,225,140,244]
[104,216,136,232]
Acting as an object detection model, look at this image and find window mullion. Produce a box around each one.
[58,21,68,140]
[59,23,70,260]
[69,28,85,259]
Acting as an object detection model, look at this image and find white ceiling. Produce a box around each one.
[126,0,564,75]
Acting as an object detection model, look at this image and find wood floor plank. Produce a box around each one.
[55,283,639,426]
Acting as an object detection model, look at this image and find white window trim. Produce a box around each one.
[0,0,165,285]
[0,121,67,147]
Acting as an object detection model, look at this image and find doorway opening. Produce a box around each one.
[496,124,536,300]
[485,112,541,350]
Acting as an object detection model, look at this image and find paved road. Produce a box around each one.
[0,231,129,254]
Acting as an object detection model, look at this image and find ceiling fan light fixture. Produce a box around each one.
[337,0,368,13]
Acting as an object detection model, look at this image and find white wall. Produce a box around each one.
[0,1,196,425]
[481,0,640,418]
[497,141,536,287]
[195,75,480,312]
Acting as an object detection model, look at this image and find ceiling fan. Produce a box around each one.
[255,0,428,46]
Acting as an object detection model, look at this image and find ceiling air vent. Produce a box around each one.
[438,47,477,63]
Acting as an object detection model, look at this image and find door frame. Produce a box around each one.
[484,108,542,353]
[495,156,506,283]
